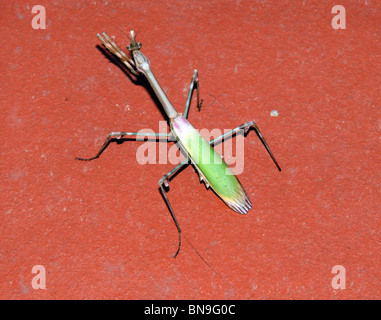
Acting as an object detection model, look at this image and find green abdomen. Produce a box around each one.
[171,116,251,214]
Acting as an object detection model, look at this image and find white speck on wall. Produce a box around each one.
[270,110,279,117]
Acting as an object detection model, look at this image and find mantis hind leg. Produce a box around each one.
[209,121,281,172]
[158,158,219,273]
[183,70,203,119]
[158,159,189,257]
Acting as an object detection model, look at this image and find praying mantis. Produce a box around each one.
[76,31,281,257]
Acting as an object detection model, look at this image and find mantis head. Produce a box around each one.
[126,30,142,52]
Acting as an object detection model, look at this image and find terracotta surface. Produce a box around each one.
[1,1,379,299]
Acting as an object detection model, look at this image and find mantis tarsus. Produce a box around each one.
[76,31,281,257]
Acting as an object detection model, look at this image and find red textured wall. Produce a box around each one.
[1,0,379,299]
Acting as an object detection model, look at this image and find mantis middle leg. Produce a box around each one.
[183,69,203,119]
[76,131,175,161]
